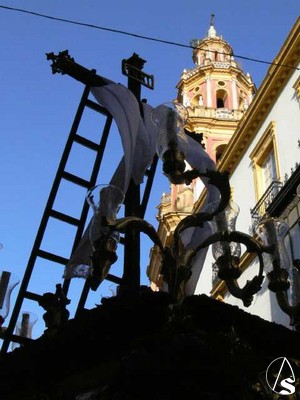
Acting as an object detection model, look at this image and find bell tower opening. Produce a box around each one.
[216,89,228,108]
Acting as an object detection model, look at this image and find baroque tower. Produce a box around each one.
[178,14,255,161]
[147,16,256,291]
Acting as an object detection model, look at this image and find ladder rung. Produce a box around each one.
[62,171,91,188]
[37,249,69,266]
[0,331,34,344]
[24,291,42,302]
[74,134,100,151]
[10,334,34,345]
[50,210,81,226]
[106,274,122,284]
[85,99,110,116]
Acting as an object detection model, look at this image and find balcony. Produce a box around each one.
[250,180,283,230]
[187,106,244,121]
[212,61,230,69]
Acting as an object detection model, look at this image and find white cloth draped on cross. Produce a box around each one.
[64,83,218,295]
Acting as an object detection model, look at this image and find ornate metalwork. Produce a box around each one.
[89,234,119,291]
[250,180,282,222]
[161,145,187,185]
[267,265,300,331]
[44,50,297,318]
[122,56,154,89]
[181,230,270,307]
[38,284,70,334]
[46,50,109,87]
[87,164,274,306]
[89,215,164,291]
[172,169,231,256]
[274,291,300,331]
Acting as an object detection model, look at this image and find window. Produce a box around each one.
[216,89,228,109]
[250,121,281,216]
[261,150,277,192]
[217,98,224,108]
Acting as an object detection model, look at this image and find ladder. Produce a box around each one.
[1,54,157,354]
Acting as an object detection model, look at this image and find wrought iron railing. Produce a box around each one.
[250,180,283,229]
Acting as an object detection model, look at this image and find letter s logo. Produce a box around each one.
[266,357,297,395]
[279,377,296,395]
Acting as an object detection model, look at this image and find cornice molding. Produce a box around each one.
[177,63,252,89]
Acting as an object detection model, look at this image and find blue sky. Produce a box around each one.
[0,1,299,340]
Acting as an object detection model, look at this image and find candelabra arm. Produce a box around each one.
[106,216,164,252]
[173,169,231,258]
[89,215,164,291]
[182,230,269,306]
[160,247,192,303]
[173,212,212,258]
[226,276,265,307]
[197,170,231,215]
[89,234,118,291]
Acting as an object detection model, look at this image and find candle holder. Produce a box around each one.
[0,271,20,329]
[11,312,38,350]
[258,218,300,330]
[151,102,188,184]
[86,184,125,290]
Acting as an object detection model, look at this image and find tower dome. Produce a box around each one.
[176,15,256,162]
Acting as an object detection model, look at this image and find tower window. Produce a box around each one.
[216,89,228,108]
[217,98,225,108]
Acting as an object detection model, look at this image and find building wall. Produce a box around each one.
[195,53,300,329]
[148,17,300,330]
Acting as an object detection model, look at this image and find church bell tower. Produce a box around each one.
[177,14,255,161]
[147,16,256,291]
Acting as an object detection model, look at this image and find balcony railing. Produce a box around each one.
[187,106,244,121]
[212,61,231,69]
[250,180,283,231]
